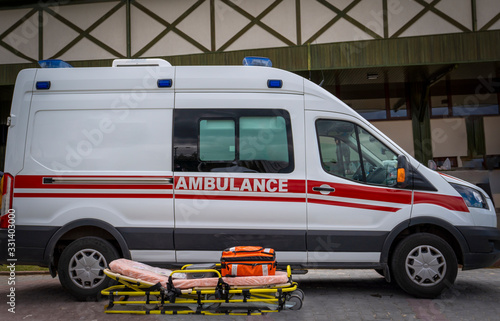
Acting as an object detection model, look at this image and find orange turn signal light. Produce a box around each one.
[397,168,405,183]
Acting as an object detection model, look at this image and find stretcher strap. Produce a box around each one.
[242,289,250,303]
[166,275,182,303]
[277,288,284,311]
[150,282,162,291]
[197,291,202,310]
[160,289,165,305]
[108,293,114,309]
[215,278,230,303]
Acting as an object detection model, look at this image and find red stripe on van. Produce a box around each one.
[307,180,412,205]
[175,193,399,212]
[438,172,468,184]
[175,194,306,203]
[13,176,468,212]
[308,198,401,212]
[413,192,469,212]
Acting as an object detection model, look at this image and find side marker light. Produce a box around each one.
[36,81,51,90]
[267,79,283,88]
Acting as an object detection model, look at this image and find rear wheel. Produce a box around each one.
[391,233,458,298]
[58,237,119,301]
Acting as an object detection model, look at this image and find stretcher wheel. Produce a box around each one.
[292,289,305,301]
[202,294,221,310]
[287,294,303,310]
[143,304,160,311]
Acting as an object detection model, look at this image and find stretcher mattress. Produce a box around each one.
[109,259,289,289]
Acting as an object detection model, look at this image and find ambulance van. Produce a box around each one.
[1,58,499,300]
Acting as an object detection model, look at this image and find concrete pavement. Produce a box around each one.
[1,268,500,320]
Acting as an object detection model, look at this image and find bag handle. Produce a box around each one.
[225,246,267,253]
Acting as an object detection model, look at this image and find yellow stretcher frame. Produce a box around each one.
[101,265,304,315]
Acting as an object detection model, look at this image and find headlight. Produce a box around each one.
[450,183,488,209]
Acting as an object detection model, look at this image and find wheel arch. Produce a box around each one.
[381,217,470,267]
[44,219,131,275]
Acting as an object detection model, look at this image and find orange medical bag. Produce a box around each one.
[220,246,276,277]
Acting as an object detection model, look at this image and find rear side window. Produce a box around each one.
[199,119,236,161]
[239,116,289,162]
[174,109,293,173]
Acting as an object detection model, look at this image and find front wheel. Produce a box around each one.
[391,233,458,298]
[58,237,119,301]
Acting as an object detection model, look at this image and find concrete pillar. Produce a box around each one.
[409,81,433,165]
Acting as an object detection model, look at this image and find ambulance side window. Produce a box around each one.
[316,119,398,187]
[199,119,236,161]
[239,116,289,164]
[174,109,294,173]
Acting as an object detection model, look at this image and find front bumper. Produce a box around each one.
[458,226,500,270]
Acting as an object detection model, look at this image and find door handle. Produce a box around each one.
[312,186,335,193]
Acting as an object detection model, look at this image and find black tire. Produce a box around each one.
[391,233,458,299]
[58,237,119,301]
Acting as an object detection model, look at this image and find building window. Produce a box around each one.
[452,94,499,116]
[351,98,388,120]
[451,79,500,117]
[388,82,408,118]
[430,80,450,117]
[342,83,388,120]
[340,83,409,121]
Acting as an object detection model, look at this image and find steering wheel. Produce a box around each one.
[366,167,386,184]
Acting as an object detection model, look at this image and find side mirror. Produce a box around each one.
[396,155,410,188]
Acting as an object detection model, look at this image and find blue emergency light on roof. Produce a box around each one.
[36,81,51,90]
[242,57,272,67]
[38,59,73,68]
[267,79,283,88]
[157,79,172,88]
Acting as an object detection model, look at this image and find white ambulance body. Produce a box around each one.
[1,58,499,300]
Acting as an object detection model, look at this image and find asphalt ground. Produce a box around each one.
[1,268,500,321]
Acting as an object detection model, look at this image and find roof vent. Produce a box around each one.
[112,59,172,67]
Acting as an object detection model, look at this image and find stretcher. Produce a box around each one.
[101,259,304,315]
